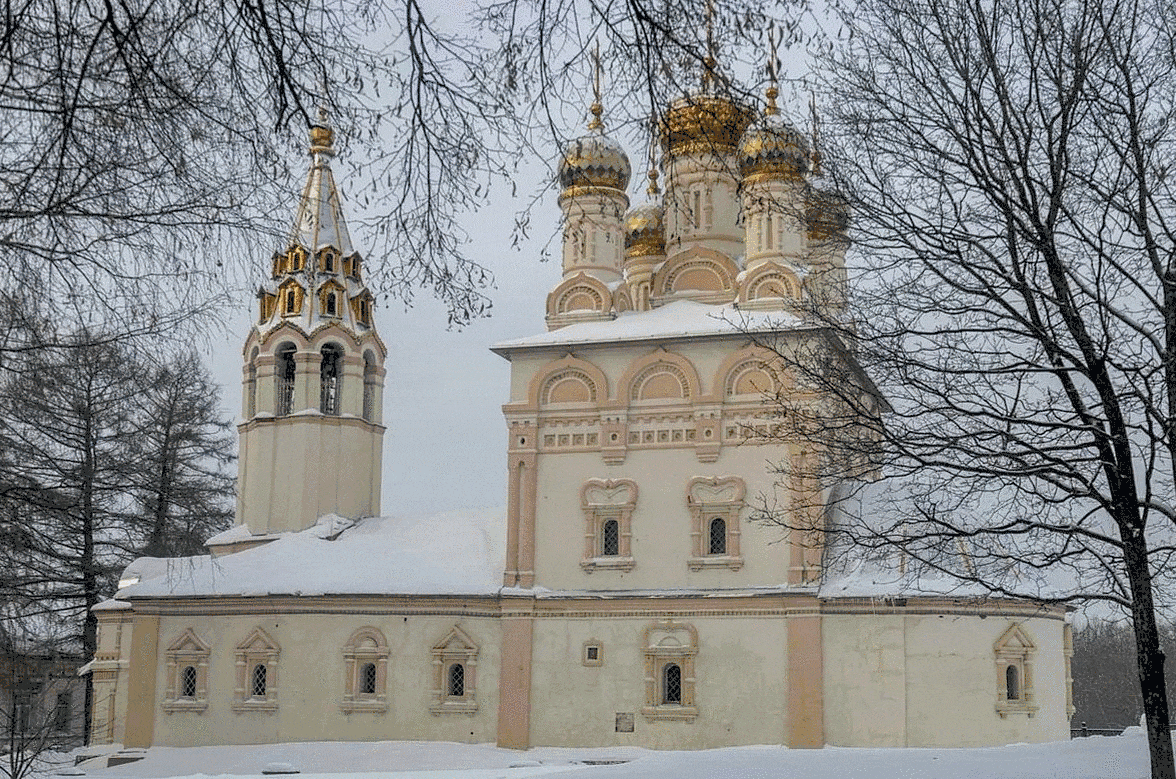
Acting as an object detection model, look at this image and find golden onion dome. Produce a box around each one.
[739,112,810,181]
[623,202,665,258]
[662,95,756,159]
[558,130,632,192]
[806,186,850,240]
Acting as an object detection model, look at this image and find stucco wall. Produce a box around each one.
[150,611,499,747]
[823,611,1069,747]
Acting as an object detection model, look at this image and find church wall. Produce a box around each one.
[149,610,500,747]
[237,417,382,535]
[526,613,789,749]
[822,611,1068,747]
[532,446,792,592]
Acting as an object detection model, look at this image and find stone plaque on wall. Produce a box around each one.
[615,712,635,733]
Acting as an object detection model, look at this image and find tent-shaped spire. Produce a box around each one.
[290,108,354,256]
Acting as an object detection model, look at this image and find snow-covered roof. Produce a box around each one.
[117,509,505,600]
[491,300,806,353]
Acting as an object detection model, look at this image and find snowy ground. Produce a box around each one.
[45,730,1154,779]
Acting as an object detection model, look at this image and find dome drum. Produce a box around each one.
[806,188,850,240]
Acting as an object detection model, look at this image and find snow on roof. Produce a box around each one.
[491,300,805,352]
[119,509,505,600]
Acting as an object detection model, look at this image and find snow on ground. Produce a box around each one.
[61,731,1151,779]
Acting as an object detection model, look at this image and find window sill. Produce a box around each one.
[996,702,1037,718]
[582,556,636,573]
[163,700,208,714]
[232,699,278,713]
[430,700,478,716]
[340,699,387,714]
[687,555,743,572]
[641,705,697,722]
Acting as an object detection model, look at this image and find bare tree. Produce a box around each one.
[742,0,1176,776]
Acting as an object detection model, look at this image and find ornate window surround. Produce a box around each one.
[162,628,210,714]
[687,476,745,571]
[341,627,389,714]
[232,627,280,713]
[994,624,1037,718]
[580,479,638,573]
[641,620,698,722]
[430,625,479,716]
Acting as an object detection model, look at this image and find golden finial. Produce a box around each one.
[309,106,335,156]
[588,41,604,132]
[702,0,717,92]
[810,92,824,176]
[765,27,780,117]
[646,121,661,196]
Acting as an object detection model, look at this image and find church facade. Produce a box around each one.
[87,77,1073,752]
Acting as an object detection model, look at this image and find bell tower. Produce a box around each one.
[231,111,387,541]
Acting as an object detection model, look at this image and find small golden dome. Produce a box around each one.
[662,95,756,158]
[558,132,632,192]
[624,202,665,258]
[805,187,850,240]
[739,113,810,181]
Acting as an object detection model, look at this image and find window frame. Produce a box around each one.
[580,478,638,573]
[430,626,479,715]
[341,627,389,714]
[641,621,698,722]
[232,627,280,713]
[687,477,745,571]
[994,624,1038,718]
[163,628,210,714]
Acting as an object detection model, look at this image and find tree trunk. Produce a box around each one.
[1123,528,1175,779]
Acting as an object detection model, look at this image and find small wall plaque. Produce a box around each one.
[615,712,635,733]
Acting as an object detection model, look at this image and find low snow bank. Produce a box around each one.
[69,731,1149,779]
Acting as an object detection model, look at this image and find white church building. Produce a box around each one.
[87,68,1073,752]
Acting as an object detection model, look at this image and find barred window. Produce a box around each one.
[276,344,296,416]
[448,663,465,698]
[360,663,377,695]
[602,519,620,556]
[320,344,343,415]
[1006,665,1020,701]
[251,664,267,698]
[663,663,682,704]
[708,518,726,555]
[181,666,198,698]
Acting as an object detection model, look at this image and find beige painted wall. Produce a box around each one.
[823,612,1069,747]
[150,612,500,747]
[237,416,383,536]
[526,614,789,749]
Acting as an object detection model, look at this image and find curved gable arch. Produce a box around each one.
[258,321,311,352]
[546,273,613,319]
[652,248,738,301]
[714,346,793,403]
[525,354,609,411]
[619,349,702,405]
[739,262,803,306]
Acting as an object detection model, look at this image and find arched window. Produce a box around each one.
[251,664,267,698]
[602,519,620,556]
[360,663,377,695]
[320,344,342,415]
[275,344,296,416]
[1006,665,1020,701]
[708,518,726,555]
[285,289,296,313]
[181,666,197,698]
[247,347,259,418]
[362,351,378,421]
[448,663,465,698]
[323,252,335,272]
[325,293,337,317]
[663,663,682,704]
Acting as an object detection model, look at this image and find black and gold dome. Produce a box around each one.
[558,131,632,192]
[623,202,665,258]
[739,105,810,182]
[662,95,756,159]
